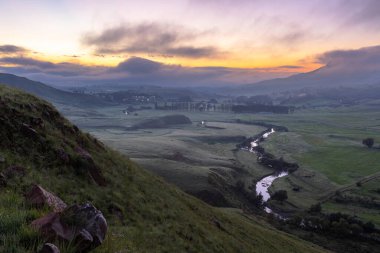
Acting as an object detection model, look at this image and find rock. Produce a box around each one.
[0,154,5,163]
[30,117,44,128]
[75,146,93,161]
[32,203,107,253]
[75,146,107,186]
[39,243,60,253]
[21,123,38,138]
[25,185,67,212]
[1,165,26,179]
[56,148,70,164]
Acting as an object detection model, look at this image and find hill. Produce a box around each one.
[233,45,380,95]
[0,73,106,107]
[0,85,327,252]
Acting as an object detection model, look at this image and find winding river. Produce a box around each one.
[243,128,289,214]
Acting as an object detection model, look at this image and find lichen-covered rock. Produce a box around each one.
[32,203,107,253]
[25,185,67,212]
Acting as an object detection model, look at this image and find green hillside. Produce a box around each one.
[0,84,326,252]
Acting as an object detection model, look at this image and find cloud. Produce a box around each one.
[0,56,107,77]
[344,0,380,28]
[317,45,380,71]
[0,45,28,54]
[277,65,304,69]
[0,54,301,87]
[113,57,163,74]
[82,23,221,58]
[0,57,56,69]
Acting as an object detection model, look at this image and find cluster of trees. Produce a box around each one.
[287,212,378,239]
[362,138,375,148]
[232,104,291,114]
[235,95,273,105]
[333,191,380,209]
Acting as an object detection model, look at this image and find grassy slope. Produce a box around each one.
[0,84,326,252]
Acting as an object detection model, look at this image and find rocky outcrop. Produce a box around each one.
[32,203,107,253]
[75,146,106,186]
[25,185,67,212]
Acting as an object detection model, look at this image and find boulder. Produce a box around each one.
[39,243,60,253]
[32,203,107,253]
[25,185,67,212]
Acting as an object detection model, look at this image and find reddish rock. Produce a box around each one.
[32,203,107,253]
[25,185,67,212]
[39,243,60,253]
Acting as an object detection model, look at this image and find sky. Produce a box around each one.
[0,0,379,87]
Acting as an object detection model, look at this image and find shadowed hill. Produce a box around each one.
[0,73,107,107]
[0,84,326,252]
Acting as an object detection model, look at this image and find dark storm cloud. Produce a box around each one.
[0,45,28,54]
[82,23,221,58]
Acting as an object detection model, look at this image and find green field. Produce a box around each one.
[244,107,380,224]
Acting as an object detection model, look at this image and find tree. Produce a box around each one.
[309,203,322,213]
[271,190,288,202]
[362,138,374,148]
